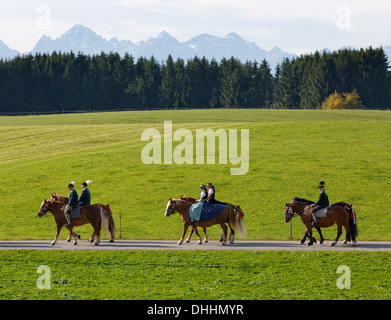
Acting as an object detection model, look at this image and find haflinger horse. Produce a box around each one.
[180,195,236,244]
[165,198,246,245]
[50,193,115,243]
[38,198,116,245]
[284,197,357,246]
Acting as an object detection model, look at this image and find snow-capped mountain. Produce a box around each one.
[5,25,297,69]
[0,40,19,59]
[1,24,390,69]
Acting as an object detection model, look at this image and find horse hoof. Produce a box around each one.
[342,240,348,244]
[95,243,99,246]
[177,241,183,245]
[110,239,115,243]
[203,240,208,244]
[51,242,56,246]
[307,242,313,246]
[330,242,337,247]
[197,241,202,245]
[73,242,77,246]
[77,234,81,239]
[66,238,71,242]
[220,242,227,246]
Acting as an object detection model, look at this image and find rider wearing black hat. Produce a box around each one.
[206,183,225,205]
[79,180,92,206]
[64,181,79,227]
[311,181,329,226]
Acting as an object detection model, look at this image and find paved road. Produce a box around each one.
[1,240,391,251]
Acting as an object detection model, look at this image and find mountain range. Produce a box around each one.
[1,24,390,70]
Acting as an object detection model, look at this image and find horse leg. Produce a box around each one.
[219,223,228,245]
[89,230,96,244]
[331,223,343,246]
[51,225,62,245]
[94,227,101,246]
[316,227,324,244]
[228,224,235,244]
[202,227,209,244]
[178,222,190,245]
[300,231,308,244]
[66,226,78,245]
[67,230,80,242]
[307,227,314,246]
[191,226,203,245]
[185,227,194,243]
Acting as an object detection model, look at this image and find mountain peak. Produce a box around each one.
[225,32,244,41]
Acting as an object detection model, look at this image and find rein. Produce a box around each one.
[172,200,193,214]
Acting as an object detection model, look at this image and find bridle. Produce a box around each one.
[285,202,308,219]
[38,200,50,217]
[166,199,192,216]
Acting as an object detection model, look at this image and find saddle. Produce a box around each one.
[68,206,81,218]
[313,206,330,218]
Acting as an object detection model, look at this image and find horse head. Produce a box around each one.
[165,198,176,217]
[284,203,294,223]
[38,199,50,217]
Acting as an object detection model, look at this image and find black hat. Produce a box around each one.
[318,181,325,189]
[68,181,75,188]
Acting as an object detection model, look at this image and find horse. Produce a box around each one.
[284,197,357,246]
[38,198,116,245]
[180,195,236,243]
[50,194,116,243]
[165,198,246,245]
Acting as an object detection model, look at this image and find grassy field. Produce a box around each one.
[0,109,390,241]
[1,250,391,300]
[1,109,391,301]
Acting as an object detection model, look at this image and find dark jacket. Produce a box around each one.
[314,190,329,208]
[78,187,91,206]
[68,189,79,207]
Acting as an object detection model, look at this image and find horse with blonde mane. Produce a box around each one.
[180,195,237,243]
[38,198,115,245]
[165,198,246,245]
[50,193,116,243]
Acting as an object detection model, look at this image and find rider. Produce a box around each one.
[311,181,329,226]
[64,181,79,227]
[78,180,92,206]
[206,183,225,205]
[196,185,208,202]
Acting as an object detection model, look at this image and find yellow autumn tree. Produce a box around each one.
[321,89,364,109]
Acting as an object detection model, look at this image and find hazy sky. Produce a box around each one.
[0,0,390,54]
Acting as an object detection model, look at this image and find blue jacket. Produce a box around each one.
[78,188,91,206]
[68,189,79,207]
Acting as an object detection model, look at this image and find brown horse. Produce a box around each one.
[38,199,115,245]
[284,198,357,246]
[165,198,246,245]
[180,195,236,243]
[50,194,116,243]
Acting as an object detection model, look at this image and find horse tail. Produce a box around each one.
[347,204,358,240]
[100,204,116,240]
[228,205,246,239]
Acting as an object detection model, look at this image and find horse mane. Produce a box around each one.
[292,197,315,204]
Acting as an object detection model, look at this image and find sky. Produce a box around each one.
[0,0,390,54]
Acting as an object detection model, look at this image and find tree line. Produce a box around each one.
[0,47,390,113]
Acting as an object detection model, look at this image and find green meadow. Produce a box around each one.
[1,109,391,301]
[1,250,391,300]
[0,109,390,241]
